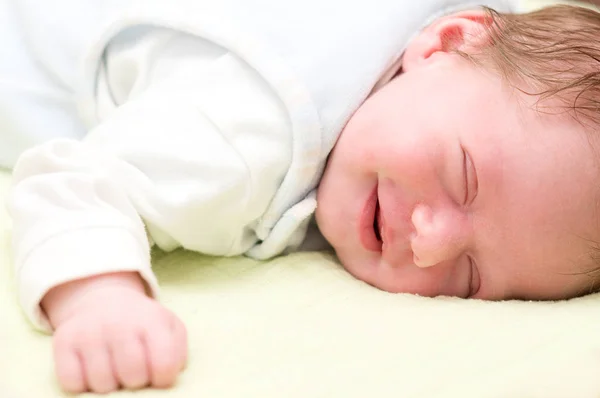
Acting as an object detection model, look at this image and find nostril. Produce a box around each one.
[412,250,436,268]
[411,232,436,268]
[411,245,430,268]
[412,252,420,266]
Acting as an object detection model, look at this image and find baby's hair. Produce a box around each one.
[463,4,600,125]
[461,4,600,294]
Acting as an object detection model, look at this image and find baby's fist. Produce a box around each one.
[51,287,187,394]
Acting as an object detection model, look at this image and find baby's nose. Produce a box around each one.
[410,204,472,268]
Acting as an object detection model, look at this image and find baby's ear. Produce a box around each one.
[403,10,492,72]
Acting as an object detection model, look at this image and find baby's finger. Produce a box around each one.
[82,342,120,393]
[53,338,86,394]
[170,315,188,370]
[111,334,150,390]
[143,326,180,388]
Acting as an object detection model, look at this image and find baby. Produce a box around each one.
[3,0,600,394]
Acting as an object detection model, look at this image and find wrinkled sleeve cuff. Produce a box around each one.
[16,228,160,333]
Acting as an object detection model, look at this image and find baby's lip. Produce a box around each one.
[359,185,382,252]
[377,188,410,265]
[376,191,392,255]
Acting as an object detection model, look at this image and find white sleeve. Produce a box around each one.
[7,27,291,332]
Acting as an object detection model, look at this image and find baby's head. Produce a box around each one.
[316,5,600,300]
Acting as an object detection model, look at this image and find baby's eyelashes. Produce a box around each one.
[466,255,481,298]
[461,147,478,206]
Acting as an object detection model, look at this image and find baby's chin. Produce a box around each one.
[335,251,393,291]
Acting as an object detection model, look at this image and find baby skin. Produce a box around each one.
[42,272,187,393]
[41,8,600,394]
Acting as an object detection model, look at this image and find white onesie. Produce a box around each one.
[2,0,518,331]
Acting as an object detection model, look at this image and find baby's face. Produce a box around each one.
[316,52,600,300]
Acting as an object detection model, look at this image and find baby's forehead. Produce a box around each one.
[504,83,597,138]
[484,58,600,136]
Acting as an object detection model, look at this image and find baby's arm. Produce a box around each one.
[8,27,289,394]
[11,132,190,393]
[10,135,187,393]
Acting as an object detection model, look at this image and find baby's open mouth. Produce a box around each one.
[360,186,383,252]
[374,200,383,242]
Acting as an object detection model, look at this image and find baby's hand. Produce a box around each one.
[42,273,187,394]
